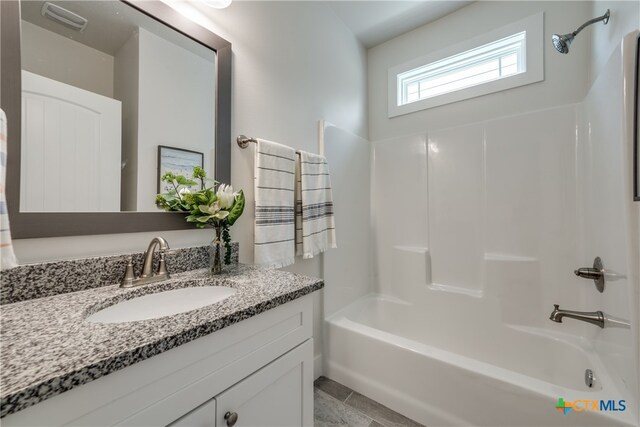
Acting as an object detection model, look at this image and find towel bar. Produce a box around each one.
[236,135,257,149]
[238,135,318,154]
[237,135,305,155]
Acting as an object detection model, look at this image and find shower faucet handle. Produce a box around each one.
[574,267,603,280]
[574,256,605,293]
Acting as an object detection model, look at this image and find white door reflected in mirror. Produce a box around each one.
[21,71,122,212]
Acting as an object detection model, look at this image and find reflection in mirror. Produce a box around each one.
[19,0,216,212]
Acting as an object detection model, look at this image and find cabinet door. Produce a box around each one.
[169,398,216,427]
[216,340,313,427]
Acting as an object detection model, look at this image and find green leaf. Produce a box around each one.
[222,223,232,264]
[175,175,197,187]
[227,190,245,226]
[161,172,176,183]
[192,166,207,180]
[181,193,195,205]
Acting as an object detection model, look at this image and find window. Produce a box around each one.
[388,13,543,117]
[399,32,526,105]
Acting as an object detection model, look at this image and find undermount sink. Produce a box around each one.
[87,286,237,324]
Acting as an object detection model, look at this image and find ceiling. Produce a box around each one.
[21,1,214,60]
[21,1,473,56]
[324,1,473,48]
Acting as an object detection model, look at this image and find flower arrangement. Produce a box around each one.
[156,166,244,267]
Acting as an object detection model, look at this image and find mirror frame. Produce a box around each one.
[634,32,639,201]
[0,0,231,238]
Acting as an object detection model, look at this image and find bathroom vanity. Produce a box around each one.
[0,252,323,426]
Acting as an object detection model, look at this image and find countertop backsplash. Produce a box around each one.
[0,243,239,305]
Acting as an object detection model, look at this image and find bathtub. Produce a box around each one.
[324,294,635,426]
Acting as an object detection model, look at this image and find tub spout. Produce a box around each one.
[549,304,604,328]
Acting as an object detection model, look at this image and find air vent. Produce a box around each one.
[40,2,87,32]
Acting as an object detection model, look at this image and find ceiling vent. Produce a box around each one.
[40,2,88,32]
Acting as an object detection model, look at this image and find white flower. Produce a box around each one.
[216,184,235,209]
[198,202,230,221]
[178,187,191,198]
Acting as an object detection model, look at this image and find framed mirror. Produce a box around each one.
[0,0,231,238]
[634,32,639,201]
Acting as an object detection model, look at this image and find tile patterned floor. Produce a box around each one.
[314,377,424,427]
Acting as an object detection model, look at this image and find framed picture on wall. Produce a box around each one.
[157,145,204,193]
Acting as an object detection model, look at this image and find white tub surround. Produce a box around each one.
[578,29,640,427]
[326,295,635,426]
[324,16,639,426]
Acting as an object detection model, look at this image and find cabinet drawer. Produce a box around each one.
[216,340,314,427]
[169,399,216,427]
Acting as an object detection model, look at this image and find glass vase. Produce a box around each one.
[209,225,224,275]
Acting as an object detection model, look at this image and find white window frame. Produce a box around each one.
[388,12,544,118]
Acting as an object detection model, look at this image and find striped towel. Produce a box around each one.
[0,109,18,270]
[295,150,337,259]
[254,139,296,268]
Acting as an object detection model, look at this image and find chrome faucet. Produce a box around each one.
[549,304,604,328]
[121,237,170,288]
[141,237,170,278]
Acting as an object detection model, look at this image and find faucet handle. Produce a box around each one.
[121,257,136,287]
[574,257,605,293]
[157,251,170,278]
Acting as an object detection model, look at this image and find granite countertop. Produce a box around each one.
[0,266,323,418]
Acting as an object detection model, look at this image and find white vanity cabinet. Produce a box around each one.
[3,294,315,427]
[170,398,217,427]
[172,340,311,427]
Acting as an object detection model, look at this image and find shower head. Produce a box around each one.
[551,33,574,54]
[552,9,610,54]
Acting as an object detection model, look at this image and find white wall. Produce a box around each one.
[322,123,372,317]
[371,134,428,297]
[588,1,640,86]
[136,28,215,212]
[368,1,592,141]
[372,105,583,330]
[20,20,114,98]
[183,1,368,280]
[114,32,140,212]
[368,1,592,309]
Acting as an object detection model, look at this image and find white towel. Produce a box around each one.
[254,139,296,268]
[295,150,337,259]
[0,109,18,270]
